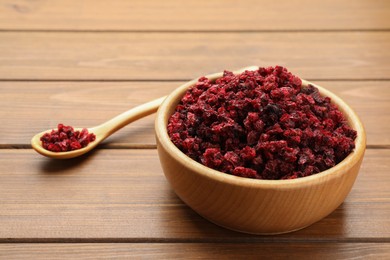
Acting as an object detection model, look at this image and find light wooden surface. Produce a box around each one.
[0,0,389,258]
[0,32,389,80]
[1,243,390,259]
[0,0,389,31]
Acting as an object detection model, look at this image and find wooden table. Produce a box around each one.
[1,0,389,258]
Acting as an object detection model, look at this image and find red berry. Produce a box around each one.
[40,124,96,152]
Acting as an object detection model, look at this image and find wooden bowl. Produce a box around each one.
[155,69,366,234]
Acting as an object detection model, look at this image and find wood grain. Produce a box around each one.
[0,0,389,257]
[1,243,390,259]
[0,0,389,31]
[0,81,388,146]
[0,32,389,80]
[0,149,389,241]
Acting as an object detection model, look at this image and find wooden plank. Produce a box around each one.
[0,81,388,146]
[1,243,390,259]
[0,149,389,241]
[0,0,389,31]
[0,32,389,80]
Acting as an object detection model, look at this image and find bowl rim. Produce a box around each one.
[155,67,366,189]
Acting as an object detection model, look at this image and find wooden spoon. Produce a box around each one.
[31,96,166,159]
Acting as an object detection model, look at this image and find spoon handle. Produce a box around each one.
[92,96,167,140]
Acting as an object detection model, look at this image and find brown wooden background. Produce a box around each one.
[0,0,389,258]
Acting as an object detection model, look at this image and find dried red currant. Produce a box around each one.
[40,124,96,152]
[168,66,357,180]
